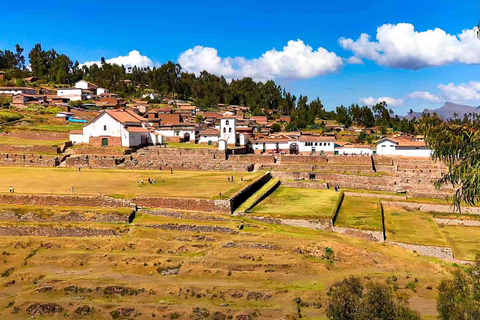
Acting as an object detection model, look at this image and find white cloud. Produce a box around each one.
[339,23,480,69]
[346,56,363,65]
[438,81,480,101]
[407,91,441,102]
[81,50,154,69]
[359,96,404,107]
[177,39,343,81]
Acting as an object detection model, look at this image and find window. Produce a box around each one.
[315,142,318,146]
[103,125,107,131]
[223,128,226,133]
[226,120,229,125]
[229,128,232,133]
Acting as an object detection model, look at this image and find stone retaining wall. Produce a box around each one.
[332,226,384,242]
[132,196,231,213]
[343,192,406,200]
[0,153,59,167]
[280,155,328,164]
[327,155,372,165]
[0,210,133,223]
[251,216,332,230]
[228,154,275,164]
[230,172,271,212]
[386,241,454,260]
[434,218,480,227]
[280,180,328,189]
[0,226,124,237]
[0,194,136,209]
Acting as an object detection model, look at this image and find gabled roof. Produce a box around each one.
[125,127,150,133]
[200,128,219,136]
[376,137,426,147]
[89,109,145,125]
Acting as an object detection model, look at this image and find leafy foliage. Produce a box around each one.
[423,114,480,210]
[326,276,421,320]
[437,255,480,320]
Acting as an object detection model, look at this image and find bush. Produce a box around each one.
[326,276,421,320]
[0,111,22,123]
[437,255,480,320]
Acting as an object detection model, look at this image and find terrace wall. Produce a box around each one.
[230,172,271,212]
[132,197,231,213]
[382,200,480,215]
[0,194,136,209]
[0,153,59,167]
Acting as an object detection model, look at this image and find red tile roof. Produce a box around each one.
[105,109,145,124]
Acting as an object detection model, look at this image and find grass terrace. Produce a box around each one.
[335,196,383,231]
[439,225,480,261]
[384,205,448,247]
[0,167,262,199]
[249,187,340,220]
[0,136,67,146]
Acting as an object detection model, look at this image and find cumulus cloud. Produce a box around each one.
[339,23,480,69]
[346,56,363,65]
[407,91,441,102]
[358,96,404,107]
[81,50,154,69]
[177,40,343,81]
[438,81,480,101]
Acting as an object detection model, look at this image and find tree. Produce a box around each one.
[437,255,480,320]
[336,105,352,127]
[326,276,421,320]
[271,123,281,132]
[14,44,25,70]
[423,114,480,210]
[195,114,204,124]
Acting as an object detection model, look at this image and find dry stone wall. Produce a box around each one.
[132,196,231,213]
[386,241,454,260]
[251,216,333,230]
[0,226,125,237]
[0,153,59,167]
[281,180,328,189]
[0,131,69,140]
[0,194,136,209]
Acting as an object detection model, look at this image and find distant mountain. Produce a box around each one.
[404,102,480,120]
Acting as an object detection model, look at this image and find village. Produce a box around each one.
[0,74,478,318]
[1,77,433,158]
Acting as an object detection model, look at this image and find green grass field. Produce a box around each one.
[0,136,67,146]
[439,225,480,261]
[250,187,340,220]
[335,196,383,231]
[384,205,448,246]
[0,167,261,199]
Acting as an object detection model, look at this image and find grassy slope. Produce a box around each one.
[439,225,480,261]
[236,178,279,212]
[0,136,67,146]
[0,167,261,199]
[335,196,383,231]
[384,205,448,246]
[250,187,340,220]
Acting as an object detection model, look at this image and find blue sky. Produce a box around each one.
[1,0,479,114]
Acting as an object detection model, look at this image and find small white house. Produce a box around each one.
[97,88,110,95]
[0,87,37,95]
[198,128,220,145]
[57,88,84,101]
[154,123,197,142]
[75,80,98,90]
[252,135,335,155]
[69,109,152,147]
[376,137,432,157]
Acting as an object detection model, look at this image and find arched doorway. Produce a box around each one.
[184,132,190,142]
[290,143,299,155]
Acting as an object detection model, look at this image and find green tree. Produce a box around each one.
[437,255,480,320]
[195,114,204,124]
[271,123,281,132]
[423,114,480,210]
[326,276,421,320]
